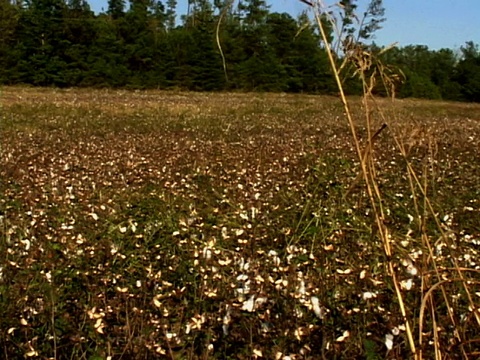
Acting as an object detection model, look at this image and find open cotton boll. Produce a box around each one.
[385,334,394,350]
[310,296,324,319]
[242,295,256,312]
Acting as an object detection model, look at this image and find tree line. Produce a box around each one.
[0,0,479,102]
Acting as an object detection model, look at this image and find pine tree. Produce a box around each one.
[238,0,269,26]
[15,0,70,85]
[456,42,480,102]
[165,0,176,30]
[0,0,21,83]
[107,0,125,19]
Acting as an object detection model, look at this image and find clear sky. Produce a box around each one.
[88,0,479,50]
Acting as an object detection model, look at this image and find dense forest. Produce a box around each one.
[0,0,479,101]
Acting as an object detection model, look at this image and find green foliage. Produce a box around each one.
[400,71,441,100]
[0,0,477,101]
[0,0,20,83]
[0,0,335,93]
[379,42,480,102]
[358,0,386,40]
[332,0,385,44]
[363,339,381,360]
[455,41,480,102]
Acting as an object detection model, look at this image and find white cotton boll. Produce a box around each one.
[221,227,228,239]
[20,239,31,251]
[255,297,267,307]
[253,349,262,357]
[385,334,394,350]
[203,247,212,260]
[242,295,256,312]
[407,265,418,276]
[153,297,162,308]
[359,270,366,279]
[400,279,413,290]
[362,292,375,300]
[297,280,306,295]
[310,296,324,319]
[336,330,350,342]
[401,240,409,247]
[110,244,119,255]
[25,350,39,357]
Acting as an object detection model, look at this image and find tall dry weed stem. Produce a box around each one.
[306,1,480,359]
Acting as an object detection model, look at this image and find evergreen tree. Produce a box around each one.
[107,0,125,19]
[385,45,441,99]
[455,42,480,102]
[165,0,176,30]
[82,14,130,86]
[291,13,334,93]
[0,0,21,83]
[358,0,385,40]
[238,0,269,26]
[15,0,70,86]
[0,0,476,101]
[430,48,461,100]
[335,0,385,41]
[233,0,282,90]
[63,0,95,85]
[177,0,224,90]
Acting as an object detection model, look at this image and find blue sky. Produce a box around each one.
[88,0,479,50]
